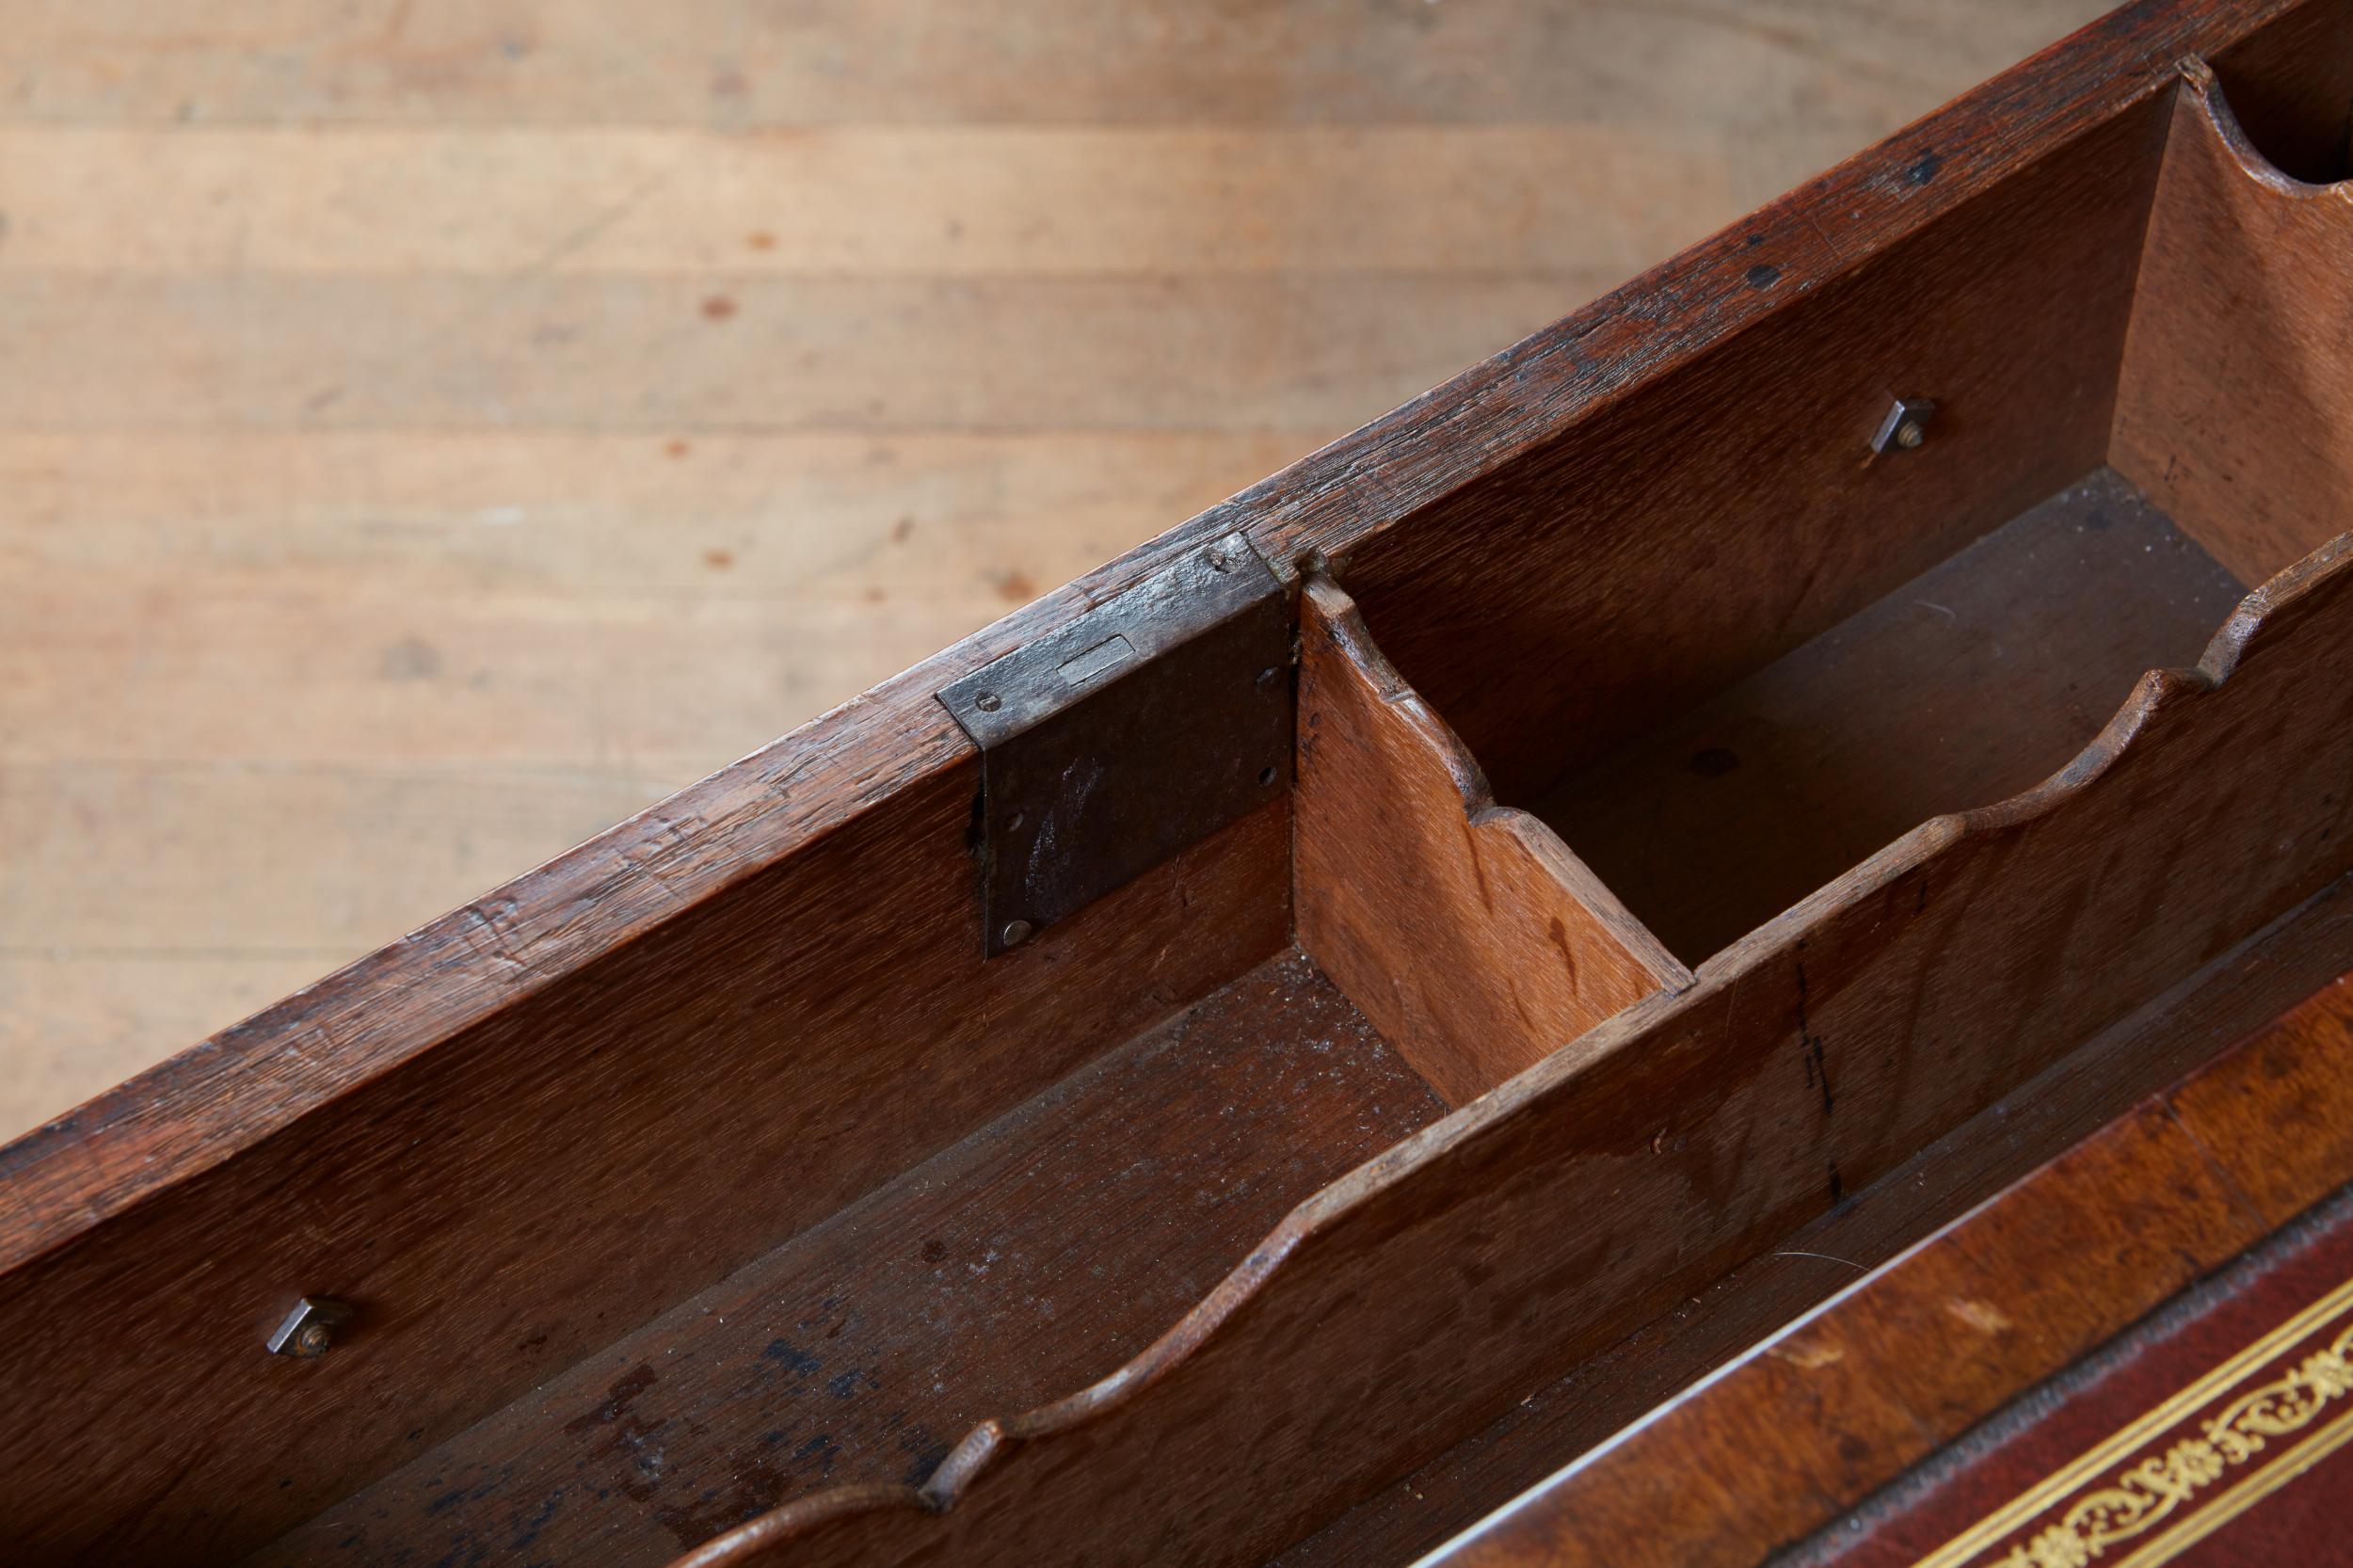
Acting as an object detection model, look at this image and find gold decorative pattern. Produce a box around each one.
[1914,1276,2353,1568]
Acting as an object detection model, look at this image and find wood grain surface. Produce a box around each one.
[0,776,1289,1564]
[0,0,2112,1140]
[253,949,1444,1567]
[1293,576,1685,1106]
[1335,83,2177,806]
[2113,60,2353,584]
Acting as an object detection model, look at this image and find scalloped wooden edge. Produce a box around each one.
[2110,48,2353,591]
[1289,572,1689,1104]
[2178,53,2353,199]
[1298,573,1690,1004]
[668,529,2353,1567]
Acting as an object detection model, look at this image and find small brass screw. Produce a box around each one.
[1895,419,1926,449]
[297,1322,334,1354]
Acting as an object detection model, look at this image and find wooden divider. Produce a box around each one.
[1291,575,1687,1106]
[680,528,2353,1568]
[2114,62,2353,582]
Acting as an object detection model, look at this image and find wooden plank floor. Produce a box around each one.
[0,0,2107,1141]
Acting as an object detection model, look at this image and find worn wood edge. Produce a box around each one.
[0,0,2289,1276]
[1232,0,2287,567]
[2180,53,2353,196]
[1298,572,1690,998]
[1418,976,2353,1568]
[1300,576,1491,814]
[1290,569,1686,1101]
[1501,822,1691,1000]
[2110,46,2353,588]
[660,504,2353,1568]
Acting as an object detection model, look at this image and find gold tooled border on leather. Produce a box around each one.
[1913,1276,2353,1567]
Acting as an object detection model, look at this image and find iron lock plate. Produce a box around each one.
[938,532,1292,956]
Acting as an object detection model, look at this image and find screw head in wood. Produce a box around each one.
[974,692,1002,712]
[1895,419,1926,449]
[1000,920,1033,948]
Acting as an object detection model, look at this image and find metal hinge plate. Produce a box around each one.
[938,532,1291,955]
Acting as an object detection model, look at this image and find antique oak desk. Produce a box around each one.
[8,1,2353,1563]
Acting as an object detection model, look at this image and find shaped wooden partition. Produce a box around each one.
[1290,575,1687,1107]
[678,531,2353,1567]
[2115,62,2353,582]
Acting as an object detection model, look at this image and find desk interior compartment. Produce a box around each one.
[20,13,2353,1568]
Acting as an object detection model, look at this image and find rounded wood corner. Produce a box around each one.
[2178,56,2353,201]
